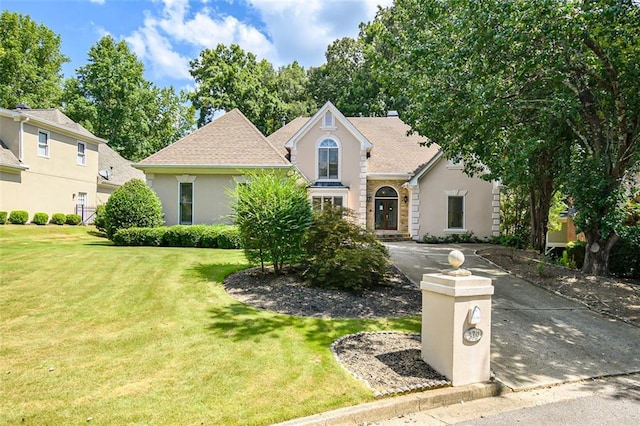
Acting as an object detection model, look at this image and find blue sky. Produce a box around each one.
[1,0,391,90]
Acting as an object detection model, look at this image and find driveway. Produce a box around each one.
[386,241,640,390]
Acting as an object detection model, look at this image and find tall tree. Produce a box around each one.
[63,35,193,160]
[0,11,69,109]
[370,0,639,275]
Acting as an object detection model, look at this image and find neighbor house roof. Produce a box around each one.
[136,109,290,168]
[267,113,441,176]
[0,139,28,172]
[18,109,105,143]
[98,144,145,187]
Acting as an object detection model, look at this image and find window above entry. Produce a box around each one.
[318,138,339,180]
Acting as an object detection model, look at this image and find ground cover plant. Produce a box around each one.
[0,226,419,425]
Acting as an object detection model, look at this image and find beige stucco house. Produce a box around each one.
[136,103,500,240]
[0,107,144,222]
[134,109,291,225]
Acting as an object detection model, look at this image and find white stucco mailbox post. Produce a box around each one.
[421,250,494,386]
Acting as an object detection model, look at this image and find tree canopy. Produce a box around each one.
[368,0,639,275]
[62,35,194,161]
[0,10,69,109]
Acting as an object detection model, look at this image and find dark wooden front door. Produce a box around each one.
[375,199,398,230]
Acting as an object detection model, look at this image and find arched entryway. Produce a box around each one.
[374,186,398,230]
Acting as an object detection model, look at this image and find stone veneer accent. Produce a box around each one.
[366,179,411,236]
[491,183,501,236]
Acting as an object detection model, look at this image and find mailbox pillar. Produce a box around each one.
[421,252,494,386]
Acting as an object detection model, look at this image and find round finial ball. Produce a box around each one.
[448,250,465,269]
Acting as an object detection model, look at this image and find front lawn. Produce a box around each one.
[0,226,419,425]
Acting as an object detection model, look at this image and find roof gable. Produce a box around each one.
[284,102,372,151]
[136,109,290,167]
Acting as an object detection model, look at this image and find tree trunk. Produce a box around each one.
[529,181,554,253]
[582,230,619,276]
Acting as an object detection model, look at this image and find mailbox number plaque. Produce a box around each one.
[463,327,483,343]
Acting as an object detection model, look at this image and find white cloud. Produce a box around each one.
[123,0,391,84]
[89,0,106,4]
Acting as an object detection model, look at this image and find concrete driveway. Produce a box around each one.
[386,241,640,390]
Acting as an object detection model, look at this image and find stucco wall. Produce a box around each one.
[291,120,364,212]
[147,173,239,225]
[0,119,100,218]
[415,159,494,239]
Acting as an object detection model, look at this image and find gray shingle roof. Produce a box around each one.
[98,144,145,186]
[137,109,289,167]
[21,109,99,141]
[0,139,23,169]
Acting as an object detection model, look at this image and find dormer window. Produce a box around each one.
[318,138,339,180]
[322,111,334,128]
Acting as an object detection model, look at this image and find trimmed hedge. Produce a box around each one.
[8,210,29,225]
[32,212,49,225]
[0,211,7,224]
[112,224,241,249]
[50,213,66,225]
[65,214,82,225]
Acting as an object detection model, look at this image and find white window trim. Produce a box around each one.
[446,158,464,169]
[37,129,50,158]
[444,190,467,232]
[315,136,341,181]
[309,188,349,209]
[176,175,196,225]
[77,141,86,165]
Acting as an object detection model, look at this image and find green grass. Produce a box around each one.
[0,225,420,425]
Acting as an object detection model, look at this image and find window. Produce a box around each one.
[77,192,87,206]
[447,196,464,229]
[38,131,49,157]
[77,142,86,165]
[318,139,339,180]
[312,196,343,210]
[323,111,334,128]
[180,182,193,225]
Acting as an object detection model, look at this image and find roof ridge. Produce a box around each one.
[227,109,291,164]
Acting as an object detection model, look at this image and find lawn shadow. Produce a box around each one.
[188,262,250,283]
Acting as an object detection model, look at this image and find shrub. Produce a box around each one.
[303,207,389,292]
[32,212,49,225]
[94,204,107,233]
[215,225,241,249]
[491,234,528,249]
[162,225,205,247]
[104,178,164,239]
[0,211,7,224]
[112,227,167,246]
[231,170,312,273]
[50,213,66,225]
[65,214,82,225]
[8,210,29,225]
[610,225,640,278]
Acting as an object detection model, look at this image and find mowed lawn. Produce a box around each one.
[0,226,420,425]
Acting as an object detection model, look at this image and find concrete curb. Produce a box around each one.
[275,381,509,425]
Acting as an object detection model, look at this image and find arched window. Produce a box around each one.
[318,138,339,179]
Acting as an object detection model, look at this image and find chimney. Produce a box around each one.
[387,110,399,118]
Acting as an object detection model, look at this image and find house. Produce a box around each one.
[0,107,143,222]
[136,103,499,240]
[268,102,499,240]
[134,109,291,225]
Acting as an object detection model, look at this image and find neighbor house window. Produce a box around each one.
[77,142,86,165]
[447,196,464,229]
[312,196,343,210]
[179,182,193,225]
[38,131,49,157]
[318,138,339,180]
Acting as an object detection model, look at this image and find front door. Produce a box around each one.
[375,199,398,230]
[374,186,399,230]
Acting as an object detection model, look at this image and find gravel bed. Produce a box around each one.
[223,266,450,396]
[331,332,450,397]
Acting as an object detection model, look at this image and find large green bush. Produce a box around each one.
[32,212,49,225]
[93,204,107,233]
[0,211,7,224]
[8,210,28,225]
[303,207,389,292]
[112,227,166,246]
[610,225,640,278]
[104,178,164,239]
[50,213,66,225]
[231,170,312,273]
